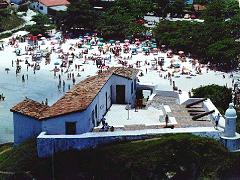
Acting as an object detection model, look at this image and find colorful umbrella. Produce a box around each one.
[109,40,115,43]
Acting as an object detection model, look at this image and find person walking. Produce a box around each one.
[215,113,220,129]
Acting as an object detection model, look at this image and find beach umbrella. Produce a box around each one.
[54,62,60,65]
[124,39,130,43]
[174,63,181,68]
[109,40,115,44]
[142,47,149,51]
[98,43,103,47]
[151,44,157,48]
[88,46,94,50]
[178,51,184,54]
[151,38,156,42]
[37,34,42,37]
[98,38,104,42]
[135,41,141,45]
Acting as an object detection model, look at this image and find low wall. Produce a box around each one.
[180,98,225,128]
[202,99,225,128]
[181,98,203,106]
[37,128,220,157]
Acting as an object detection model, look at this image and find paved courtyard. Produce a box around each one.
[147,95,214,128]
[99,104,177,129]
[95,94,214,131]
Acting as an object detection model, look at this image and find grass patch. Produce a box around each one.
[0,134,240,179]
[0,13,24,32]
[0,33,12,40]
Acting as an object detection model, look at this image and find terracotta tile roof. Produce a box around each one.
[38,0,70,7]
[112,67,139,79]
[11,67,139,120]
[42,70,113,119]
[10,98,49,119]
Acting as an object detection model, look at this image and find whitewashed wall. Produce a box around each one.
[13,113,42,145]
[111,75,136,106]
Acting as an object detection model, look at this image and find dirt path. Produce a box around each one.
[0,147,12,155]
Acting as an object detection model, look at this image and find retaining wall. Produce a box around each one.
[37,128,220,157]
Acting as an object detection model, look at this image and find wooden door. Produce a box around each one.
[116,85,125,104]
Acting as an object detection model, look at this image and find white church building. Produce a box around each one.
[11,67,139,145]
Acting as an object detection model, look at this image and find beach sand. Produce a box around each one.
[0,34,234,143]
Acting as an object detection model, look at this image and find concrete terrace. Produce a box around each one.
[148,95,214,128]
[95,94,214,132]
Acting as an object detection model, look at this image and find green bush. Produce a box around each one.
[192,84,232,113]
[1,134,240,179]
[18,4,28,12]
[0,33,12,40]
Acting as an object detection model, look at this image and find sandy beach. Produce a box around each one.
[0,32,235,143]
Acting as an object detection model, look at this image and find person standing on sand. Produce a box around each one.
[165,114,169,127]
[45,98,48,106]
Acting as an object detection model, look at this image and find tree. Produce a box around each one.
[192,84,232,113]
[114,0,154,18]
[207,38,240,68]
[25,14,53,36]
[58,0,97,33]
[224,0,239,18]
[97,0,150,40]
[202,0,226,22]
[167,0,185,17]
[193,0,210,5]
